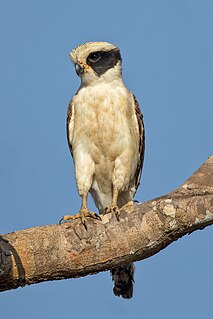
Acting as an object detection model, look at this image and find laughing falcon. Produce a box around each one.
[61,41,145,299]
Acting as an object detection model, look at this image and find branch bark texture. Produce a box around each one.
[1,156,213,292]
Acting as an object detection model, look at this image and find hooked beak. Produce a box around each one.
[75,63,84,76]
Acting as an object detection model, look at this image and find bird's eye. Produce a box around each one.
[88,52,101,63]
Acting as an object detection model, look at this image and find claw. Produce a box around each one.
[59,215,73,224]
[82,218,88,231]
[115,209,120,222]
[104,205,120,221]
[94,212,102,220]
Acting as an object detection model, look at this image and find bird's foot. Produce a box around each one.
[121,201,135,209]
[59,209,101,230]
[104,205,120,221]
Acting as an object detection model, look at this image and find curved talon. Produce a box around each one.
[104,205,120,221]
[82,218,88,231]
[115,210,120,222]
[133,199,139,203]
[59,215,73,224]
[94,212,102,220]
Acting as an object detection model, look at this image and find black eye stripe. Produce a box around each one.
[86,49,122,76]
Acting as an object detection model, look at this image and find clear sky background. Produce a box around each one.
[0,1,213,318]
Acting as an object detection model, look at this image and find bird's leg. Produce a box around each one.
[78,194,102,229]
[105,187,120,221]
[59,193,101,230]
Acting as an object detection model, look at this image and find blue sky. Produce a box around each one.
[0,1,213,318]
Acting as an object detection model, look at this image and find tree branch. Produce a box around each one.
[1,155,213,292]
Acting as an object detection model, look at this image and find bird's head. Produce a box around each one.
[69,41,122,86]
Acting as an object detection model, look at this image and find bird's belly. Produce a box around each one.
[83,116,133,164]
[85,113,136,190]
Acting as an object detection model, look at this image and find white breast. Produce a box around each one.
[73,83,132,151]
[72,81,139,211]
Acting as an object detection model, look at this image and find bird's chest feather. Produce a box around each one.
[72,85,133,159]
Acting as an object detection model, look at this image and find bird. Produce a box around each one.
[60,41,145,299]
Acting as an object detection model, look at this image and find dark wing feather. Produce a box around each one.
[66,99,74,157]
[133,94,145,190]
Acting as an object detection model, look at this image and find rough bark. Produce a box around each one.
[0,155,213,292]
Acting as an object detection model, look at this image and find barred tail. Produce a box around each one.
[110,263,135,299]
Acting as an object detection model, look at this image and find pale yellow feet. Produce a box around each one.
[59,208,101,230]
[121,200,135,209]
[104,201,136,221]
[104,205,120,221]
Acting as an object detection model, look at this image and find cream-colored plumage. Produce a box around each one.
[64,42,145,299]
[69,81,140,212]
